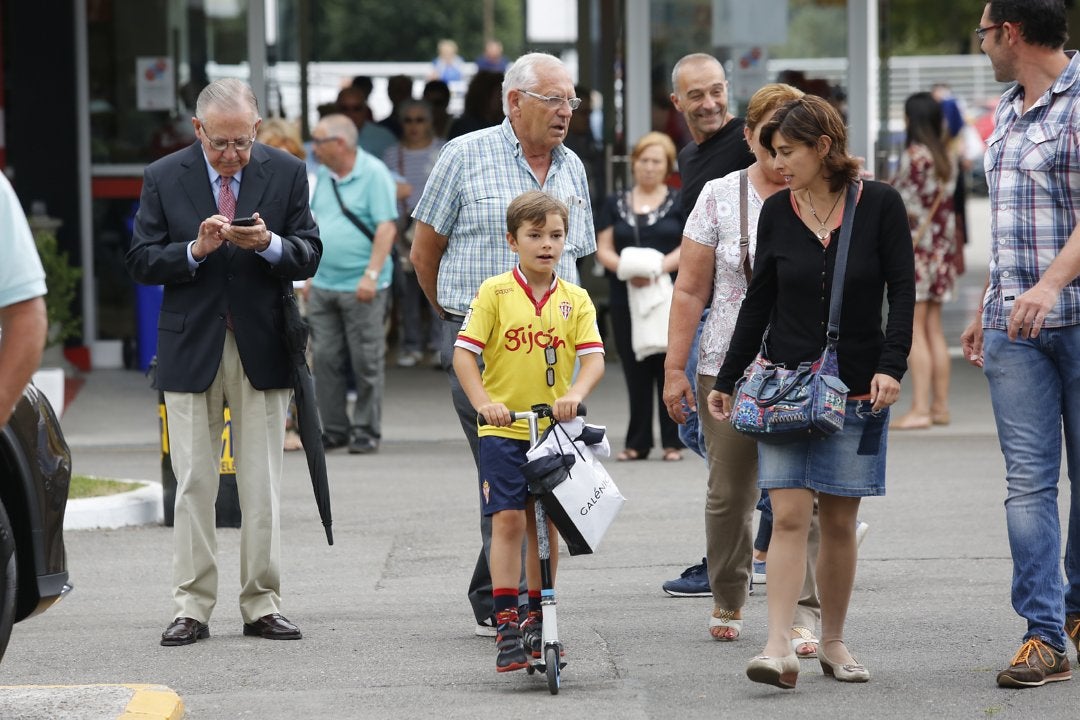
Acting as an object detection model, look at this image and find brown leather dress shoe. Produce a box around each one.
[243,613,302,640]
[160,617,209,646]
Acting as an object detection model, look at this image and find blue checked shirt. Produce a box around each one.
[984,50,1080,330]
[411,118,596,315]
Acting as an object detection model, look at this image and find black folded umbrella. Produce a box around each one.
[282,288,333,545]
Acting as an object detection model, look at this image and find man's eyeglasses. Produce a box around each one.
[975,23,1003,40]
[402,117,427,124]
[544,345,557,387]
[199,122,257,152]
[311,136,340,145]
[520,89,582,111]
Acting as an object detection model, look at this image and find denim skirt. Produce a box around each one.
[757,400,889,497]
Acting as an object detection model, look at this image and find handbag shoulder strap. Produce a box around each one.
[739,169,751,284]
[330,177,376,240]
[911,186,944,246]
[826,181,860,342]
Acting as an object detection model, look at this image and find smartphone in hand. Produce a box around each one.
[231,215,257,226]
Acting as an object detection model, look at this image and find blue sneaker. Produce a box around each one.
[752,560,767,586]
[662,558,711,597]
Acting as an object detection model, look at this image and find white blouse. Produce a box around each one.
[682,170,764,377]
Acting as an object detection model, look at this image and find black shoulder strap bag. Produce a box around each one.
[330,177,375,240]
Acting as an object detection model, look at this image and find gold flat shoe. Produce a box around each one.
[819,645,870,682]
[746,654,799,689]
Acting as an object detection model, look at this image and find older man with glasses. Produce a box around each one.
[410,52,595,638]
[127,77,321,647]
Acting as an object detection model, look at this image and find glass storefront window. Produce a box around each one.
[88,0,249,165]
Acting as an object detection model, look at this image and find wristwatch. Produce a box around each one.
[364,268,380,281]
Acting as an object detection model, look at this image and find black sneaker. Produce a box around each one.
[662,558,711,597]
[996,638,1072,688]
[495,613,528,673]
[521,612,543,658]
[348,435,378,455]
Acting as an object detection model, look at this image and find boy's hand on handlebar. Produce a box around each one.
[552,393,584,422]
[478,402,512,427]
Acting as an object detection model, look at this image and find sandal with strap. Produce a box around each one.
[791,626,819,658]
[616,448,647,461]
[709,608,742,641]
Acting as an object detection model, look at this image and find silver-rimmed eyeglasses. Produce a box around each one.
[520,89,582,111]
[199,122,257,152]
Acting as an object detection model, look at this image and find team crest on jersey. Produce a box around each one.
[460,306,474,332]
[559,301,572,320]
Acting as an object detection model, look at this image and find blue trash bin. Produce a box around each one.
[134,284,163,372]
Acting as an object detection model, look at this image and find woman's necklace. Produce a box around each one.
[805,189,843,242]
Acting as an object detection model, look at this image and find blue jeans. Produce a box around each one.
[678,310,708,458]
[984,327,1080,651]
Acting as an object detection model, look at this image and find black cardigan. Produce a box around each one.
[714,180,915,397]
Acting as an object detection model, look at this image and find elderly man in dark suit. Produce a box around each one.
[126,78,321,646]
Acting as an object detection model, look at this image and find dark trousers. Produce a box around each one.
[610,303,683,454]
[439,317,526,625]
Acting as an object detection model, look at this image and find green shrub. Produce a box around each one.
[33,229,81,346]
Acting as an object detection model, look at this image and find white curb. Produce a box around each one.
[64,480,164,530]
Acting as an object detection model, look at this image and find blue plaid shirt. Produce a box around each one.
[412,118,595,315]
[984,50,1080,330]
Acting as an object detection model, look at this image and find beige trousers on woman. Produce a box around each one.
[697,374,821,630]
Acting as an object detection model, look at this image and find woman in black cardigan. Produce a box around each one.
[708,96,914,689]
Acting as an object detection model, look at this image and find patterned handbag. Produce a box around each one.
[730,181,858,444]
[730,336,849,444]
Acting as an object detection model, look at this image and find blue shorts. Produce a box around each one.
[479,436,532,515]
[757,400,889,497]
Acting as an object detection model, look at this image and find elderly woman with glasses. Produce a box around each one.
[384,101,446,367]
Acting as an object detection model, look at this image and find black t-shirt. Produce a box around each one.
[677,118,755,216]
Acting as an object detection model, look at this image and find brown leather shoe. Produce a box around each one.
[243,613,302,640]
[160,617,209,646]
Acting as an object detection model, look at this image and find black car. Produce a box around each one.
[0,382,72,662]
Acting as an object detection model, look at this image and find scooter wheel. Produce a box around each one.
[545,646,560,694]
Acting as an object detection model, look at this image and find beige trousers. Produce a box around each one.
[165,331,290,624]
[697,374,821,630]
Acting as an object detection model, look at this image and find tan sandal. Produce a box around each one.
[791,626,819,658]
[709,608,742,641]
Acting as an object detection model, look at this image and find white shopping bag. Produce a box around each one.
[521,421,625,555]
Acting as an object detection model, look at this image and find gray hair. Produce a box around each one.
[670,53,724,97]
[195,78,259,121]
[317,114,359,150]
[502,52,566,116]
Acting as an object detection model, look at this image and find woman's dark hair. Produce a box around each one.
[760,95,860,192]
[904,92,951,182]
[988,0,1068,49]
[462,71,504,121]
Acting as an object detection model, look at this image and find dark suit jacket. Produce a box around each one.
[126,142,321,393]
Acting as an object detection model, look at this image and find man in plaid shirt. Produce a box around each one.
[410,52,595,637]
[962,0,1080,689]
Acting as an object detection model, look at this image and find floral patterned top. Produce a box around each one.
[682,170,763,377]
[892,143,958,302]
